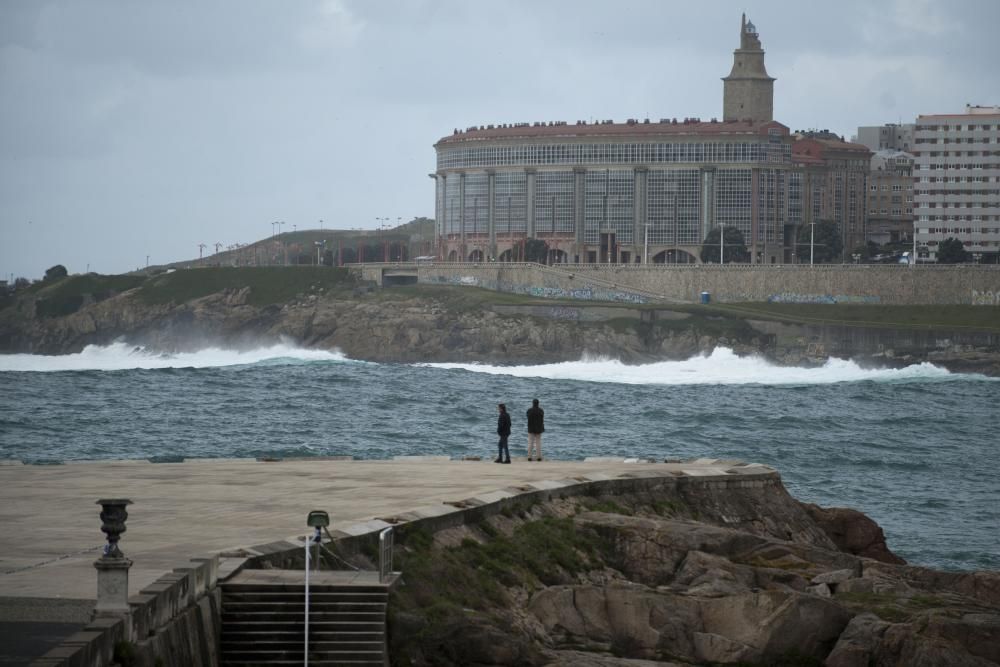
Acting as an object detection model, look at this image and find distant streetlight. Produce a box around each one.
[719,223,725,265]
[810,222,816,266]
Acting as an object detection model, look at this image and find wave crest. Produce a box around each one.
[420,348,970,386]
[0,342,350,372]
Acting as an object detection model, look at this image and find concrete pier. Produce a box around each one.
[0,457,754,601]
[0,457,761,663]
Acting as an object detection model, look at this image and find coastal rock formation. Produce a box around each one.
[0,283,763,363]
[801,502,907,565]
[385,480,1000,667]
[2,273,998,373]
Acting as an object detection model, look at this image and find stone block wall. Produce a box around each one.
[356,263,1000,306]
[31,555,238,667]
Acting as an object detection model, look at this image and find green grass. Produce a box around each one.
[388,517,612,664]
[32,274,147,318]
[710,302,1000,332]
[135,266,355,306]
[582,499,633,516]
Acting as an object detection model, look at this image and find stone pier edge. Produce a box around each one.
[30,457,778,666]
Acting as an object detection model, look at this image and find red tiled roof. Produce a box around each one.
[435,119,789,146]
[792,137,871,163]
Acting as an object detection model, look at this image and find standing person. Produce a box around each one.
[495,403,511,464]
[526,398,545,461]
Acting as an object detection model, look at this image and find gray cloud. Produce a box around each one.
[1,0,998,279]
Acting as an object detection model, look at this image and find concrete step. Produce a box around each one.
[223,600,387,613]
[222,583,390,594]
[223,619,385,633]
[223,649,386,662]
[221,628,385,644]
[223,611,384,623]
[219,658,388,667]
[222,592,389,606]
[223,639,384,652]
[220,572,392,666]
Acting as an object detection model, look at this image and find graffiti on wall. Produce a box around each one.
[547,307,581,321]
[767,293,880,305]
[971,289,1000,306]
[424,273,646,304]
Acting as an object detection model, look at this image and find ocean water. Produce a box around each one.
[1,343,997,573]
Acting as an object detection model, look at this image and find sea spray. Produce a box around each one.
[0,341,353,372]
[420,347,963,386]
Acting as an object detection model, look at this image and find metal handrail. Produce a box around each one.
[378,527,393,583]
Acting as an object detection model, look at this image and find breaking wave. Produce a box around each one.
[0,342,351,372]
[420,347,976,386]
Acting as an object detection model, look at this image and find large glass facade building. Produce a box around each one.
[432,119,801,264]
[431,15,806,264]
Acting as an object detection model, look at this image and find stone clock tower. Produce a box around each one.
[722,14,775,123]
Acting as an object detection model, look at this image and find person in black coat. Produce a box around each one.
[495,403,511,464]
[526,398,545,461]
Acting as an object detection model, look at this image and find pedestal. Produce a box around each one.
[94,556,133,616]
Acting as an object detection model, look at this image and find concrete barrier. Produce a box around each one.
[32,554,240,667]
[355,262,1000,306]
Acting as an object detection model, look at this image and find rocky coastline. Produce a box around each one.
[373,470,999,666]
[2,278,999,375]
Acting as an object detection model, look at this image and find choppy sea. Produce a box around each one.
[1,343,997,572]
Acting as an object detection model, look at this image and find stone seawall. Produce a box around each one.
[31,554,243,667]
[358,262,1000,306]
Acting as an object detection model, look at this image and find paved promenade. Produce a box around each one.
[0,457,743,602]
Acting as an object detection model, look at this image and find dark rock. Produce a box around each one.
[800,502,906,564]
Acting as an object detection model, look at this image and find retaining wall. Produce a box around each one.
[357,263,1000,306]
[245,464,780,571]
[32,555,245,667]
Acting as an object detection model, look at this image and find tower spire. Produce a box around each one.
[722,14,775,123]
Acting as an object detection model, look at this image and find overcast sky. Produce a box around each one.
[2,0,998,279]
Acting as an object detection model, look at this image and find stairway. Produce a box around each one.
[220,569,396,666]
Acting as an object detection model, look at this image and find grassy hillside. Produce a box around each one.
[135,267,356,306]
[6,268,999,334]
[30,274,147,318]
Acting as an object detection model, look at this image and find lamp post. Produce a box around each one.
[643,219,649,265]
[810,222,816,266]
[719,224,725,265]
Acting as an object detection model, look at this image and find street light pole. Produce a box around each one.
[644,220,649,265]
[719,224,724,265]
[810,222,816,266]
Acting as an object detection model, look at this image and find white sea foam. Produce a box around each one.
[0,342,350,372]
[421,347,961,386]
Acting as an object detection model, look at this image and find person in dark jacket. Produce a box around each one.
[495,403,511,464]
[526,398,545,461]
